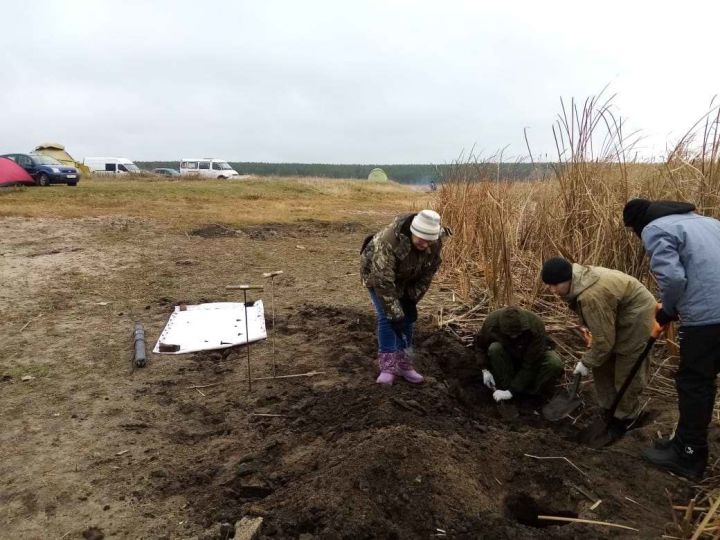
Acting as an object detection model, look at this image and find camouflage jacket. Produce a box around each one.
[475,307,549,361]
[475,307,550,391]
[360,213,443,321]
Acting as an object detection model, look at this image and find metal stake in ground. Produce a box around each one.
[133,321,147,368]
[262,271,283,376]
[226,285,264,391]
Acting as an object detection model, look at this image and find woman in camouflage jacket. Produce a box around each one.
[361,210,446,385]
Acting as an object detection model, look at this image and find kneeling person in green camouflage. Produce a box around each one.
[475,306,563,403]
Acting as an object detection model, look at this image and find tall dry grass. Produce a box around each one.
[435,95,720,535]
[436,95,720,314]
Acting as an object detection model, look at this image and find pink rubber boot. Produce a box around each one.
[375,352,398,385]
[397,350,424,384]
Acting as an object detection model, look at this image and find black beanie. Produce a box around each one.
[623,198,696,238]
[622,198,651,236]
[541,257,573,285]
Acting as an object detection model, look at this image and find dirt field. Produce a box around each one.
[0,179,702,539]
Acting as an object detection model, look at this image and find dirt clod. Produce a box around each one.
[190,224,238,237]
[82,527,105,540]
[234,516,263,540]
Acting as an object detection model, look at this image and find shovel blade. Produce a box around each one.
[579,417,616,448]
[542,396,582,422]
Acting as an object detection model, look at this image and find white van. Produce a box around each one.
[179,158,239,179]
[84,157,141,175]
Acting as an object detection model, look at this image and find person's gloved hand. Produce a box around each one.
[482,369,496,389]
[493,389,513,402]
[655,306,677,327]
[400,296,418,323]
[573,361,589,377]
[651,319,666,339]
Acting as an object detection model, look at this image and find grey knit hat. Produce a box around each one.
[410,210,442,241]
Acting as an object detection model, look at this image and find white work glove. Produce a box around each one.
[493,389,513,402]
[482,369,496,389]
[574,361,590,377]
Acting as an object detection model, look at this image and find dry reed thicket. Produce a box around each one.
[435,95,720,538]
[438,94,720,314]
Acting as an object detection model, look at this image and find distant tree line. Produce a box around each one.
[136,161,554,184]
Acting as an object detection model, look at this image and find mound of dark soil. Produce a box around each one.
[166,378,616,539]
[190,224,239,238]
[152,305,689,539]
[240,220,369,240]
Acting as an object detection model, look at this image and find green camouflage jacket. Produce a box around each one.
[360,213,443,321]
[475,307,550,391]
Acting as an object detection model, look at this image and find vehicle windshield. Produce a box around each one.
[123,163,141,173]
[215,161,233,170]
[31,155,62,166]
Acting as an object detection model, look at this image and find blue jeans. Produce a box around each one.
[368,288,414,353]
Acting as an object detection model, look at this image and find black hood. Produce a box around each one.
[623,198,696,237]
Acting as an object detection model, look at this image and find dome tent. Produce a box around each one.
[367,168,388,182]
[33,143,91,177]
[0,157,35,186]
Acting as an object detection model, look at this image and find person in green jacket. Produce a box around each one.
[474,306,564,403]
[541,257,657,436]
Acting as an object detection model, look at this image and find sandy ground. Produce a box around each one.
[0,213,702,539]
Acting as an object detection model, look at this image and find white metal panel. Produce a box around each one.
[153,301,267,354]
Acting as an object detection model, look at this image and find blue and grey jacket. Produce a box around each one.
[641,212,720,326]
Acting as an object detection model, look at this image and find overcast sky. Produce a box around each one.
[1,0,718,163]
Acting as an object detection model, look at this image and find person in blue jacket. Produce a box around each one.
[623,198,720,480]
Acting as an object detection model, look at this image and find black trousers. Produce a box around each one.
[676,324,720,448]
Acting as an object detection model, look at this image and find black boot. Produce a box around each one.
[653,437,674,450]
[642,440,707,481]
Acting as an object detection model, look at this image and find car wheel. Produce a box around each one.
[37,173,50,186]
[218,175,226,180]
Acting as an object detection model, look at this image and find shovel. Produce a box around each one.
[580,334,658,448]
[542,372,582,422]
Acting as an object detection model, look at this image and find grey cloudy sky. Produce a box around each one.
[1,0,718,163]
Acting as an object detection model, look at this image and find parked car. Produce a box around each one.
[83,157,141,175]
[0,153,79,186]
[179,158,239,179]
[152,168,180,177]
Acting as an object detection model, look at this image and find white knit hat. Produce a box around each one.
[410,210,442,241]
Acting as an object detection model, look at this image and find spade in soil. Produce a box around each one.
[542,372,582,422]
[580,335,657,448]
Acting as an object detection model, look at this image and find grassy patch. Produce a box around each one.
[2,363,52,380]
[0,176,431,228]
